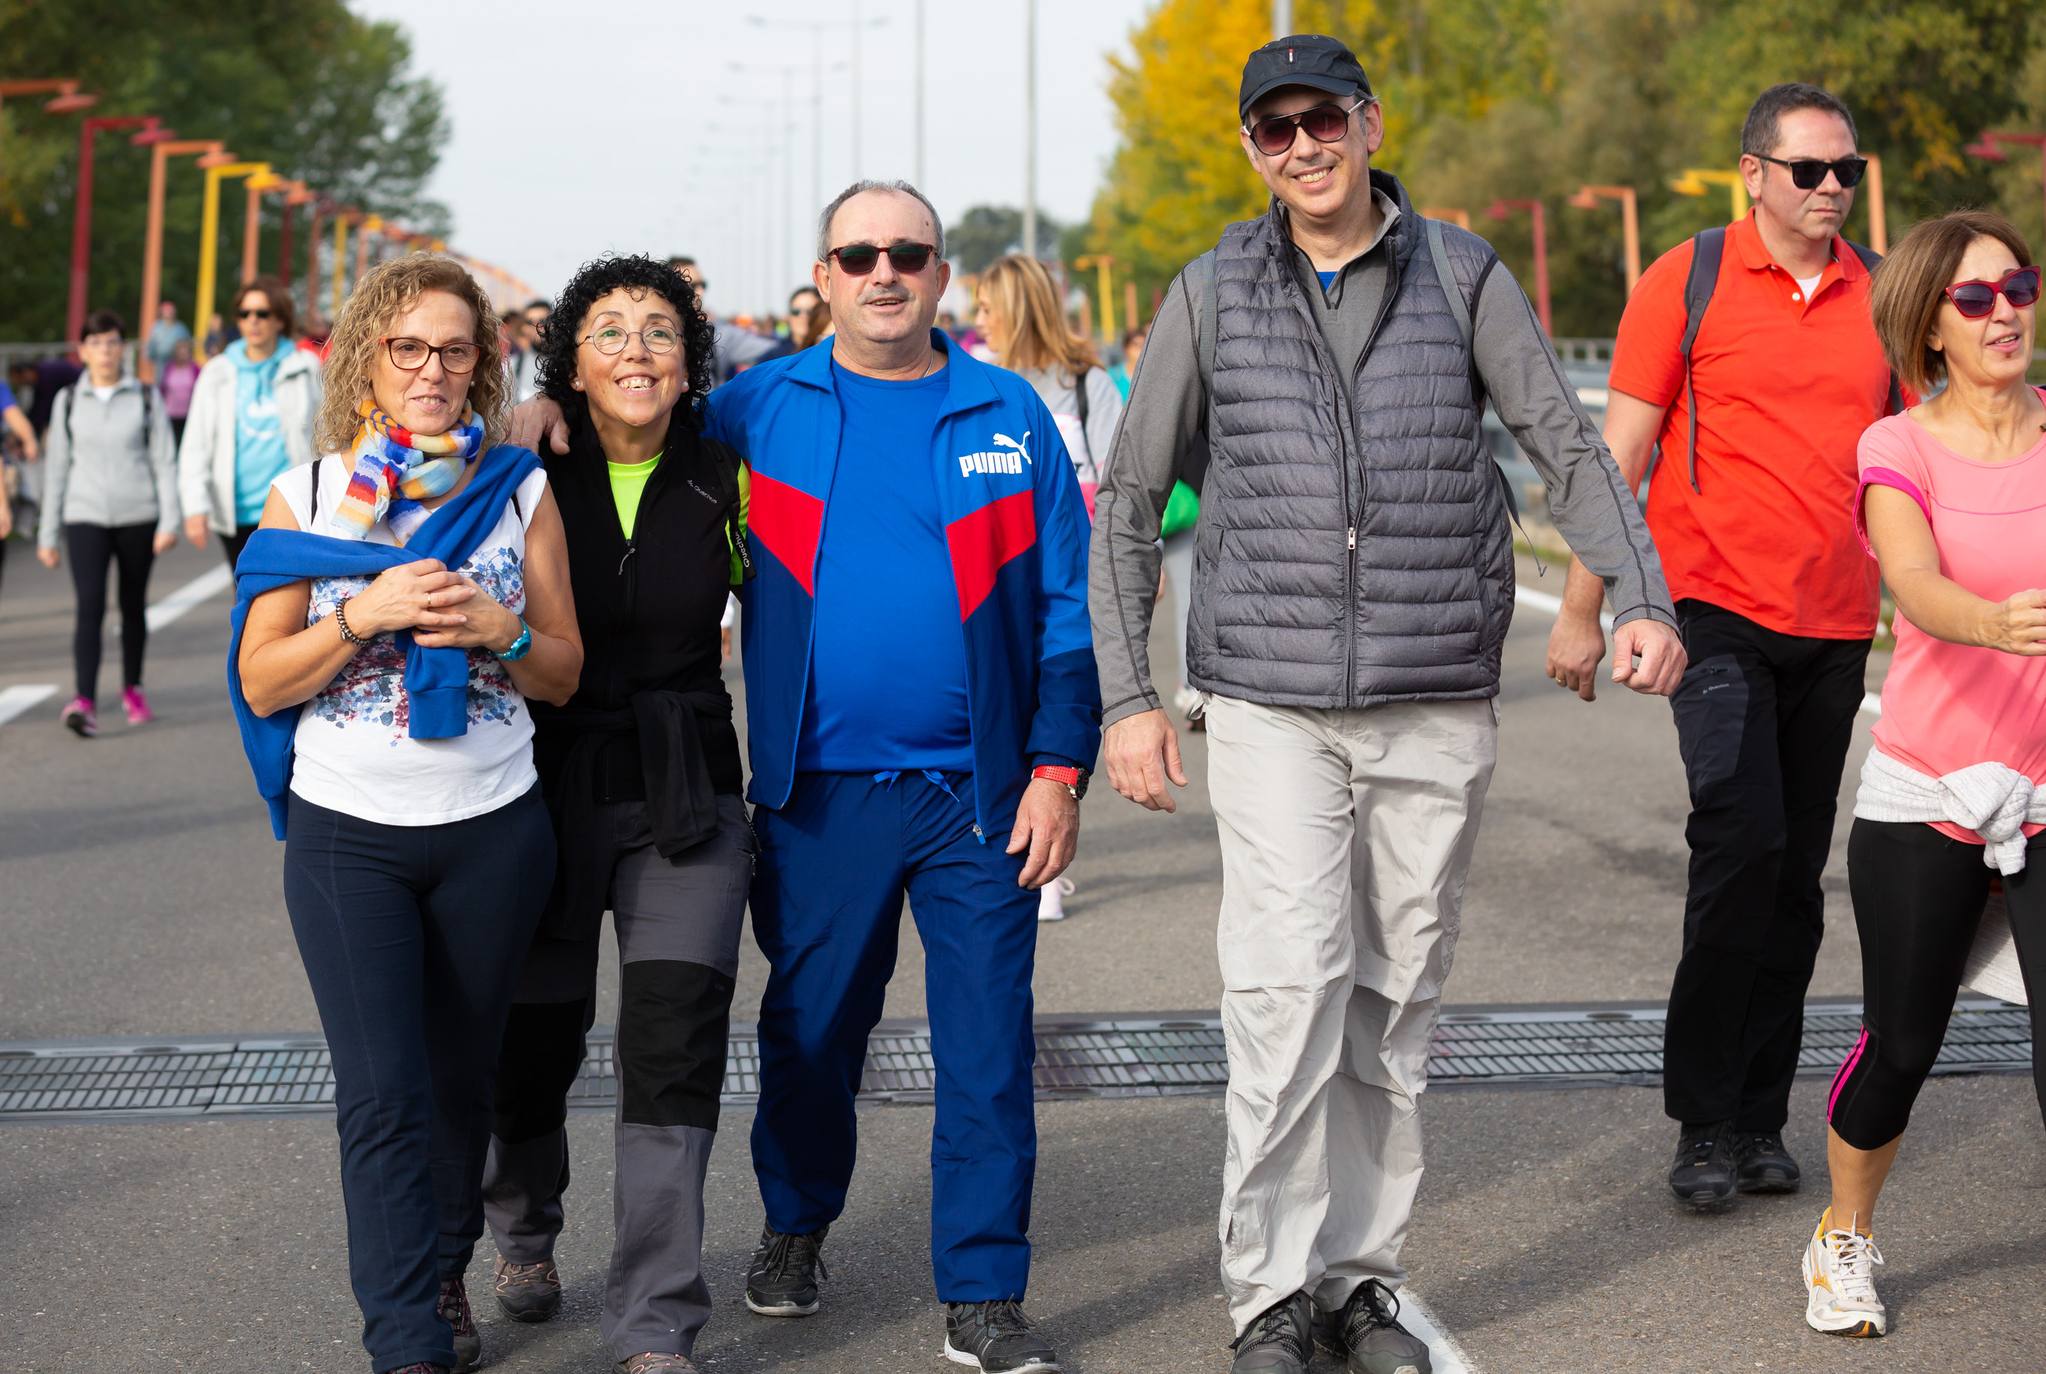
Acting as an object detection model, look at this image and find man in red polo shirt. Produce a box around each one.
[1546,83,1890,1207]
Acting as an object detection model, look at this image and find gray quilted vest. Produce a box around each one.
[1187,188,1514,707]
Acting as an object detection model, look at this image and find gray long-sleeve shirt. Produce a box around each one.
[1090,204,1676,727]
[38,378,179,549]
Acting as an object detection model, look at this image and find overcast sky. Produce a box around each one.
[348,0,1157,315]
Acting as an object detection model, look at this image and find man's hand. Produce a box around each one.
[1611,618,1687,697]
[508,397,570,456]
[1103,708,1187,813]
[1007,776,1079,889]
[184,513,210,548]
[1545,610,1608,701]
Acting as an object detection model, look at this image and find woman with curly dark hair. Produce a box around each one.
[479,254,749,1374]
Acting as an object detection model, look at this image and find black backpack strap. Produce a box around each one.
[1848,240,1906,416]
[1426,216,1523,534]
[1074,367,1091,428]
[1677,227,1726,493]
[308,455,323,526]
[58,382,77,447]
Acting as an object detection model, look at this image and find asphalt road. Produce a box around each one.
[1,539,2038,1374]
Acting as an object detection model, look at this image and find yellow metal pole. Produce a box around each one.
[194,161,270,360]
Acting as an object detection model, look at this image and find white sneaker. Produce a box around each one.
[1802,1206,1886,1337]
[1037,877,1075,923]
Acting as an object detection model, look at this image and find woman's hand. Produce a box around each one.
[37,546,59,569]
[153,530,177,555]
[1980,589,2046,655]
[410,575,523,652]
[184,513,210,548]
[343,558,476,638]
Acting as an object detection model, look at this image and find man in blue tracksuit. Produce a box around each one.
[708,180,1100,1374]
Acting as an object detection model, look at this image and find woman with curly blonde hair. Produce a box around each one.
[229,253,582,1374]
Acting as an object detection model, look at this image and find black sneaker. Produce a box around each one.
[1314,1280,1432,1374]
[388,1366,449,1374]
[1669,1121,1737,1208]
[744,1223,828,1317]
[1231,1292,1313,1373]
[436,1277,481,1372]
[1731,1130,1802,1193]
[494,1255,562,1322]
[942,1300,1060,1372]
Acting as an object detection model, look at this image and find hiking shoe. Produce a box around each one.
[943,1300,1060,1372]
[745,1223,827,1317]
[1668,1121,1736,1208]
[61,696,96,737]
[1732,1130,1802,1193]
[122,684,153,725]
[1315,1279,1432,1374]
[620,1354,698,1373]
[1802,1206,1886,1337]
[1230,1291,1313,1373]
[437,1276,481,1371]
[494,1255,561,1323]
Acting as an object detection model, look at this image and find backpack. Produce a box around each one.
[1670,226,1903,493]
[59,381,152,448]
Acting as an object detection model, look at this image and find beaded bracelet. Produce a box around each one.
[335,599,367,646]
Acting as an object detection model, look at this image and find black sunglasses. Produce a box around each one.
[1943,265,2041,319]
[1245,95,1371,158]
[238,308,273,320]
[1754,154,1868,190]
[826,242,937,275]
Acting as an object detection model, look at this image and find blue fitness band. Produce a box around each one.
[495,619,533,662]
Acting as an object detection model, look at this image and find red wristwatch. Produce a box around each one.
[1031,765,1088,800]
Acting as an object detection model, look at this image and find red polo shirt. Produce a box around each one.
[1611,214,1889,639]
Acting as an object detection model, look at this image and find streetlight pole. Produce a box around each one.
[69,115,171,343]
[1074,254,1116,341]
[139,140,230,372]
[195,161,271,358]
[243,169,284,284]
[0,78,97,117]
[1862,154,1886,255]
[1670,168,1748,222]
[1488,199,1551,335]
[331,210,358,320]
[747,14,885,193]
[1023,0,1038,257]
[1273,0,1293,36]
[1568,184,1640,295]
[1421,206,1470,229]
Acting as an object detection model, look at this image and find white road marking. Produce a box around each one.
[0,684,57,728]
[1400,1288,1476,1374]
[145,563,233,631]
[1513,584,1883,718]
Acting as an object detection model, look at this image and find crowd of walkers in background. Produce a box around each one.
[1,32,2040,1374]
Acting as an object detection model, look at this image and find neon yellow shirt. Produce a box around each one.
[607,452,660,539]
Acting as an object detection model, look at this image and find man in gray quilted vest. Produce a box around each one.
[1089,34,1685,1374]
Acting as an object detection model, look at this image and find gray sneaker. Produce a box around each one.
[1314,1280,1431,1374]
[1231,1292,1313,1373]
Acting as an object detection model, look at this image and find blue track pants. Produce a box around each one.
[749,770,1040,1301]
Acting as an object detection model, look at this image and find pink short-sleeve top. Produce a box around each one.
[1856,390,2046,844]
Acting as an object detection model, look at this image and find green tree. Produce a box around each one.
[0,0,450,341]
[949,204,1063,275]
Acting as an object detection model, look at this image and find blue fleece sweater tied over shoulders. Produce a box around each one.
[228,444,542,839]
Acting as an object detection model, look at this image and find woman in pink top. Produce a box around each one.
[157,337,201,448]
[1801,211,2046,1340]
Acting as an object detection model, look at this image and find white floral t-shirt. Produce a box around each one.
[277,455,549,826]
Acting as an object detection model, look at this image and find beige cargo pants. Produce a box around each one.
[1204,694,1498,1332]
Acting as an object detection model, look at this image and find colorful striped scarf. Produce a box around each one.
[332,398,485,541]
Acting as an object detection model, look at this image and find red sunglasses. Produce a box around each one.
[1942,265,2041,319]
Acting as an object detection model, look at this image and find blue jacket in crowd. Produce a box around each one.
[707,333,1101,838]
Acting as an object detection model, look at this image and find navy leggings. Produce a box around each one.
[1829,820,2046,1150]
[284,787,555,1373]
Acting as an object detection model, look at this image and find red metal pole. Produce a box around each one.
[67,122,101,343]
[305,203,326,318]
[1530,200,1552,336]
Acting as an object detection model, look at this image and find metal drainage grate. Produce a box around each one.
[0,1002,2027,1123]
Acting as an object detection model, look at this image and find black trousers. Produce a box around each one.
[64,521,157,702]
[1830,821,2046,1149]
[1662,600,1871,1131]
[219,523,258,570]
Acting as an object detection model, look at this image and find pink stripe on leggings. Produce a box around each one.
[1828,1027,1870,1120]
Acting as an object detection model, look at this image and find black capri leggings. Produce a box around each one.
[1828,819,2046,1150]
[65,521,157,703]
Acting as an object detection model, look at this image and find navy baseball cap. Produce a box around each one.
[1238,34,1373,123]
